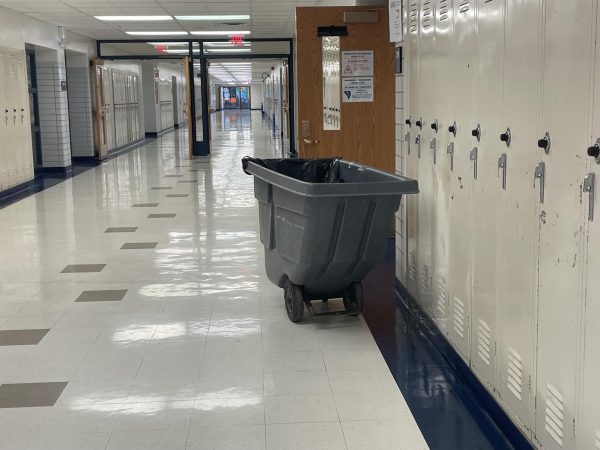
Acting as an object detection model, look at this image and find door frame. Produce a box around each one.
[96,38,296,158]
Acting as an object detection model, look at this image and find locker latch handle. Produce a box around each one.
[498,153,507,190]
[415,118,423,129]
[430,119,438,133]
[404,132,411,155]
[405,118,412,127]
[471,124,481,142]
[587,138,600,164]
[416,134,421,159]
[447,142,454,171]
[534,162,545,204]
[430,138,437,164]
[500,128,511,147]
[537,132,551,154]
[584,173,595,221]
[470,147,478,180]
[448,121,457,137]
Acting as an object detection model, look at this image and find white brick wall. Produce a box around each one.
[394,44,406,285]
[36,62,72,168]
[66,66,94,157]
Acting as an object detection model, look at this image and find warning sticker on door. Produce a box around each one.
[342,77,374,103]
[341,51,373,77]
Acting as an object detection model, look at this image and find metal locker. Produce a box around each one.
[496,0,543,434]
[578,6,600,448]
[431,0,453,334]
[446,0,477,361]
[405,0,421,299]
[535,1,595,448]
[469,0,505,390]
[416,0,435,315]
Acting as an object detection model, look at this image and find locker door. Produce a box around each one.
[469,0,504,389]
[535,1,594,449]
[431,0,453,334]
[497,0,542,433]
[0,50,9,190]
[446,0,477,360]
[579,6,600,448]
[16,51,33,182]
[416,0,435,315]
[405,0,420,298]
[102,67,115,152]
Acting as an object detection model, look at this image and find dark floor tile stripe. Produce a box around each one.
[120,242,158,249]
[61,264,106,273]
[0,329,49,346]
[132,203,159,207]
[75,290,128,302]
[105,227,138,233]
[147,214,176,218]
[0,382,68,408]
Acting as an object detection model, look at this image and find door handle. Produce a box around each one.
[470,147,478,180]
[447,142,454,171]
[498,153,507,190]
[584,173,595,221]
[303,138,320,144]
[534,162,545,203]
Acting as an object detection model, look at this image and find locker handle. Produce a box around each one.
[470,147,478,180]
[498,153,507,190]
[447,142,454,171]
[448,121,457,137]
[430,119,438,133]
[430,138,437,164]
[584,173,595,221]
[416,134,421,159]
[471,124,481,142]
[405,118,412,126]
[500,128,511,147]
[404,132,411,155]
[415,119,423,129]
[534,162,545,204]
[587,138,600,163]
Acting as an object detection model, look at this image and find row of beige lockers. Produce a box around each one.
[0,47,33,191]
[399,0,600,449]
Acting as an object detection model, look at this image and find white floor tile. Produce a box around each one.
[106,429,188,450]
[191,396,264,426]
[341,419,429,450]
[262,351,325,373]
[264,370,331,396]
[186,425,266,450]
[266,422,347,450]
[264,394,339,424]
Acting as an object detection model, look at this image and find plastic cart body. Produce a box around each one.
[243,157,419,322]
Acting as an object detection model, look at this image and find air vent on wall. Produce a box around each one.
[439,0,449,20]
[459,0,470,13]
[545,384,565,446]
[477,319,491,366]
[453,297,465,338]
[420,263,432,293]
[507,348,523,400]
[409,251,417,281]
[409,1,418,33]
[422,1,432,28]
[436,277,447,317]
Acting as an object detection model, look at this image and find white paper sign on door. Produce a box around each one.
[342,77,374,103]
[341,51,373,77]
[389,0,403,43]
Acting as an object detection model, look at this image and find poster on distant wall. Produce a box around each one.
[389,0,403,42]
[342,77,374,103]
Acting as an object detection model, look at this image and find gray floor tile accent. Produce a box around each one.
[120,242,158,250]
[0,329,49,346]
[75,290,128,302]
[105,227,138,233]
[61,264,106,273]
[0,382,68,408]
[147,214,176,218]
[178,180,198,183]
[164,175,183,178]
[151,187,173,190]
[132,203,159,207]
[166,194,189,198]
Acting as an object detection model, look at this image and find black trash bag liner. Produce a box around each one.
[242,157,343,183]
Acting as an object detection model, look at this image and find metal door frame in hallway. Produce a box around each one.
[96,38,295,158]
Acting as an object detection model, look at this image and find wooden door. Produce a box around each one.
[296,6,395,173]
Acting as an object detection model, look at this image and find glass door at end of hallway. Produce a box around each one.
[221,86,250,110]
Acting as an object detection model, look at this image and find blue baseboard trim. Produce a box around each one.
[0,179,36,207]
[105,139,146,160]
[393,280,534,450]
[42,165,73,175]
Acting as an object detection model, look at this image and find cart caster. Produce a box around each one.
[343,282,364,316]
[284,280,305,322]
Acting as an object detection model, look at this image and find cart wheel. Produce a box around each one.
[343,282,364,316]
[284,281,305,323]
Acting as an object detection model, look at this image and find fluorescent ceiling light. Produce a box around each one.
[205,48,252,53]
[204,42,251,47]
[149,42,188,46]
[176,15,250,21]
[126,31,188,36]
[164,49,189,53]
[190,30,250,36]
[96,16,173,21]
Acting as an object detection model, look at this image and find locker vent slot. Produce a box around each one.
[459,0,470,13]
[409,1,418,33]
[436,277,447,317]
[409,251,417,281]
[595,431,600,450]
[422,1,432,28]
[420,263,432,293]
[544,384,565,446]
[507,348,523,400]
[477,319,491,365]
[439,0,449,20]
[453,297,465,338]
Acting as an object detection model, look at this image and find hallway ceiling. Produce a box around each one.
[0,0,352,40]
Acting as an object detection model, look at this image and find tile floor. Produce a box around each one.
[0,110,428,449]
